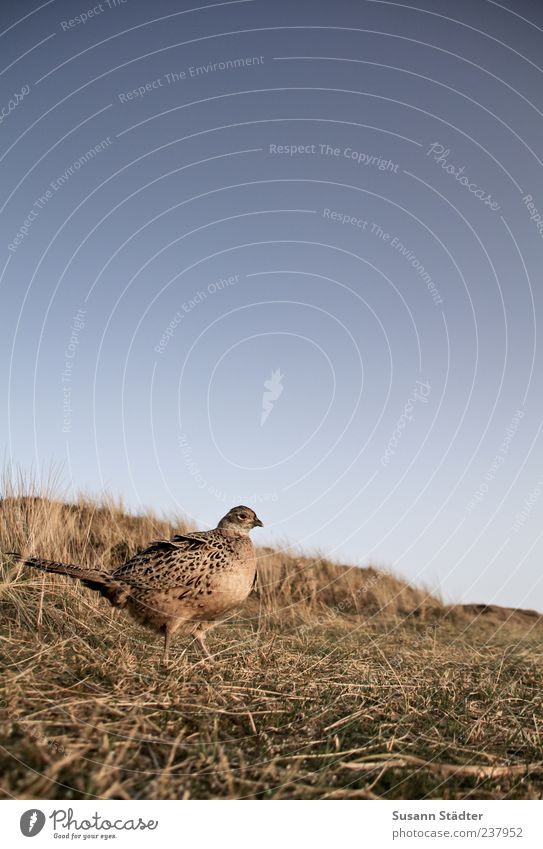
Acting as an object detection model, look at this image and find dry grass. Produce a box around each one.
[1,485,542,800]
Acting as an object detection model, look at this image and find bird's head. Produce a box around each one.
[217,505,264,534]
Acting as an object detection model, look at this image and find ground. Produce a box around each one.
[1,494,542,799]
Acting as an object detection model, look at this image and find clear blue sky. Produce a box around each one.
[2,0,543,610]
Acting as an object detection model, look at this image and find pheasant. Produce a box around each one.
[15,505,263,663]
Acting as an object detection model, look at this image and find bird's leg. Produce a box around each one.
[194,625,213,659]
[162,620,185,666]
[162,626,172,665]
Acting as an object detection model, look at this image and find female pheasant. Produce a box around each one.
[16,505,263,663]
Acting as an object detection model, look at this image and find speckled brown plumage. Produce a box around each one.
[16,505,263,662]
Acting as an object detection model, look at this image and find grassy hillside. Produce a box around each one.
[1,492,542,800]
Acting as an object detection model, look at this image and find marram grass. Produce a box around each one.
[1,488,542,800]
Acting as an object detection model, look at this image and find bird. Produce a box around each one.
[13,505,263,663]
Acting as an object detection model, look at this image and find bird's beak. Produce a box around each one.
[253,517,264,528]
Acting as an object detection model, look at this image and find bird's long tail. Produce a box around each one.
[12,554,129,607]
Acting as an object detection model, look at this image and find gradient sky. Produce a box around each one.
[2,0,543,610]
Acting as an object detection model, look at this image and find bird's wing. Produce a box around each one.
[170,532,210,545]
[111,530,235,589]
